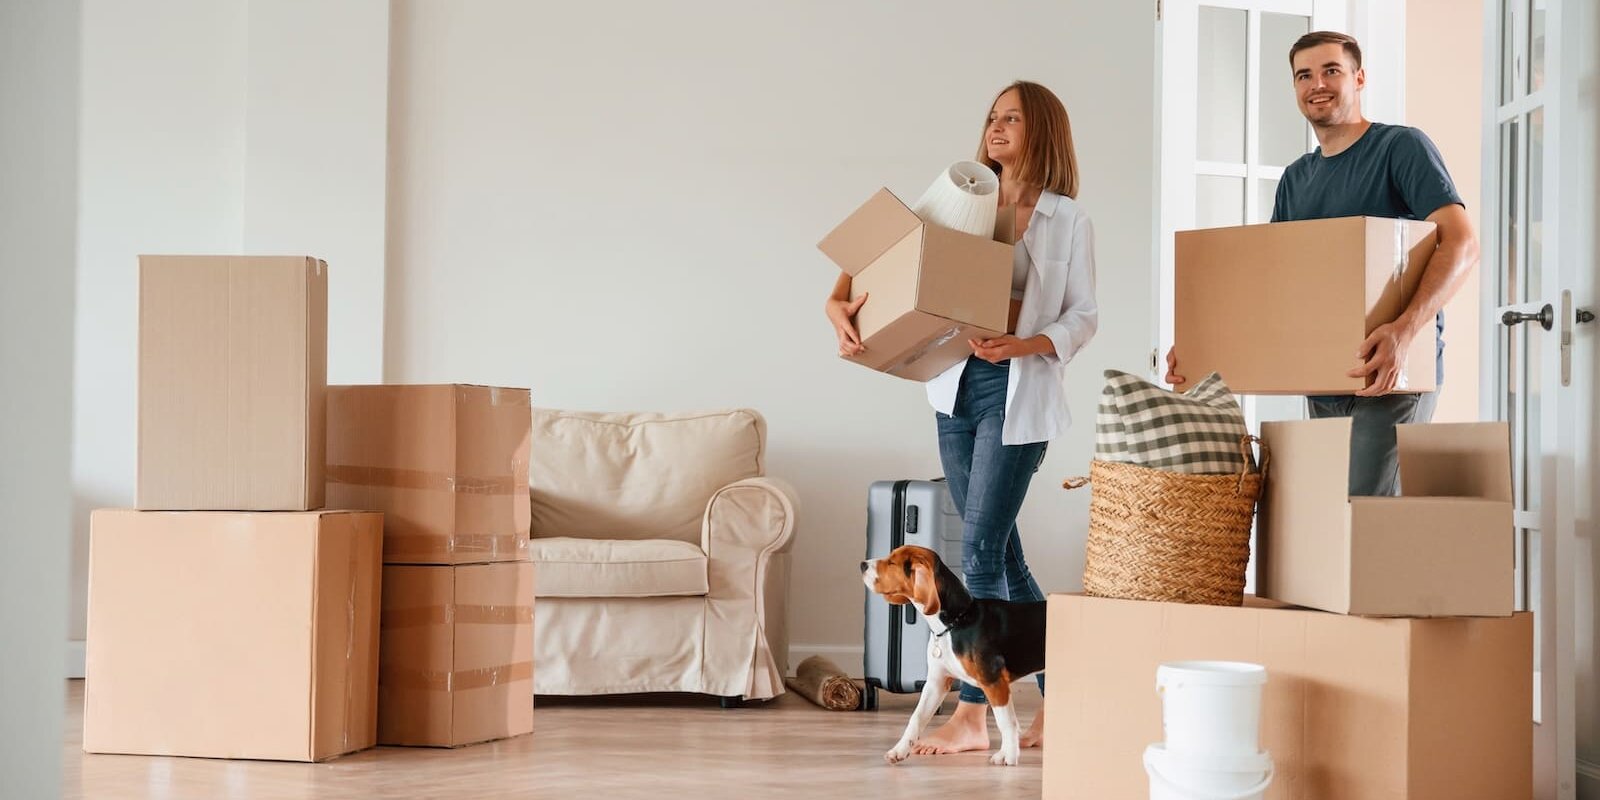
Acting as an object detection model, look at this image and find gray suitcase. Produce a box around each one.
[862,478,964,710]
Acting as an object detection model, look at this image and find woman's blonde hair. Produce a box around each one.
[975,80,1079,199]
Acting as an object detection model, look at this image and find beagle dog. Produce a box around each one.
[860,545,1046,766]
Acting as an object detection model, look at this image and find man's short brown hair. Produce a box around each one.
[1289,31,1362,70]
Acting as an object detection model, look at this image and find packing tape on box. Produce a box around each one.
[326,465,524,496]
[383,533,529,562]
[382,602,535,630]
[884,325,964,377]
[1392,219,1412,391]
[380,660,534,692]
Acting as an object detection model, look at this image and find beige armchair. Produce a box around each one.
[527,408,797,704]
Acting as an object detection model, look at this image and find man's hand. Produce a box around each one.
[827,293,869,356]
[1347,321,1414,396]
[969,334,1049,364]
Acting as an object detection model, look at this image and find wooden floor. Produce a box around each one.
[63,681,1044,799]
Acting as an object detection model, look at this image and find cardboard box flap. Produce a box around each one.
[1396,421,1513,501]
[1258,418,1355,608]
[993,204,1017,245]
[1261,417,1352,509]
[817,188,922,276]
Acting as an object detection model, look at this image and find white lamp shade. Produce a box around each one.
[911,160,1000,237]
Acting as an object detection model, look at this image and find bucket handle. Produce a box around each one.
[1144,751,1275,800]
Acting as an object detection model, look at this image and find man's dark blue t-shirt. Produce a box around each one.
[1271,122,1463,386]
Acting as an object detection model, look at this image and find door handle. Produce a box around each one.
[1502,303,1554,331]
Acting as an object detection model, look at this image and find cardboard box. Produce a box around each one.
[1044,593,1532,800]
[1174,217,1439,395]
[1258,418,1514,617]
[84,509,381,762]
[137,255,327,510]
[378,562,535,747]
[818,188,1012,381]
[326,384,532,565]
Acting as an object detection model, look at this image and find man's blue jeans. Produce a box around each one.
[1306,391,1439,496]
[935,356,1048,705]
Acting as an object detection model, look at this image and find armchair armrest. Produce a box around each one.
[701,476,798,558]
[699,476,798,700]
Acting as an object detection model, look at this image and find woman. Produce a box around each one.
[825,81,1098,754]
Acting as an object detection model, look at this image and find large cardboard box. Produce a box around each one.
[1174,217,1439,394]
[84,509,381,762]
[378,562,535,747]
[1259,418,1514,617]
[137,255,328,510]
[326,384,532,565]
[817,188,1012,381]
[1044,594,1532,800]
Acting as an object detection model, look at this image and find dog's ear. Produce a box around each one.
[911,560,940,616]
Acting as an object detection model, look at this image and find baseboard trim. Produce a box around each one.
[65,639,85,679]
[1577,760,1600,796]
[787,643,863,677]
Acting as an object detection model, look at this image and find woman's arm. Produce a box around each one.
[824,271,868,356]
[969,213,1099,365]
[1035,214,1099,365]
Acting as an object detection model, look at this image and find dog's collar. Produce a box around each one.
[933,603,978,639]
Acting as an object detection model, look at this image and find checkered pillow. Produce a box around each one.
[1095,370,1252,475]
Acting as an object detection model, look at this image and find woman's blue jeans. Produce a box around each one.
[934,356,1047,705]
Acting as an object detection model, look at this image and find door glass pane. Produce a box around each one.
[1197,175,1245,228]
[1530,0,1546,92]
[1529,107,1543,299]
[1255,178,1279,224]
[1259,13,1310,166]
[1500,118,1521,306]
[1198,6,1247,163]
[1501,0,1516,104]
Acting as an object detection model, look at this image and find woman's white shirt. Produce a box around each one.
[923,190,1099,445]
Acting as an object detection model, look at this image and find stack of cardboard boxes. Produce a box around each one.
[85,256,383,762]
[84,256,537,762]
[326,384,535,748]
[1042,220,1532,799]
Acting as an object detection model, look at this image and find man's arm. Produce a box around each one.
[1347,202,1479,396]
[1396,202,1479,340]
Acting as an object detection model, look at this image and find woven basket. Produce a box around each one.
[1064,436,1268,607]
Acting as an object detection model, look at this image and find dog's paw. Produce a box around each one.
[989,749,1019,766]
[884,742,913,765]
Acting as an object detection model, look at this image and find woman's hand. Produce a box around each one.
[826,293,869,356]
[969,334,1050,363]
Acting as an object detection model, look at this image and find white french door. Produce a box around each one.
[1484,0,1584,796]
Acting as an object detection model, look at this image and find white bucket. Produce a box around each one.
[1156,660,1266,757]
[1144,743,1274,800]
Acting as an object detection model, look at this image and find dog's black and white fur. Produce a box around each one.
[860,545,1046,766]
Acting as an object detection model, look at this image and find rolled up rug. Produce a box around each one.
[911,160,1000,237]
[784,655,864,711]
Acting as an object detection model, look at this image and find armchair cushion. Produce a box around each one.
[530,409,766,545]
[529,537,708,598]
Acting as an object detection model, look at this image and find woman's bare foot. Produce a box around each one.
[910,700,990,755]
[1019,707,1044,748]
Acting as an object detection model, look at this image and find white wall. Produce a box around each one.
[69,0,1158,664]
[385,0,1157,657]
[1,0,79,793]
[71,0,388,656]
[1406,0,1482,425]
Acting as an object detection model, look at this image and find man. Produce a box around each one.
[1166,30,1480,496]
